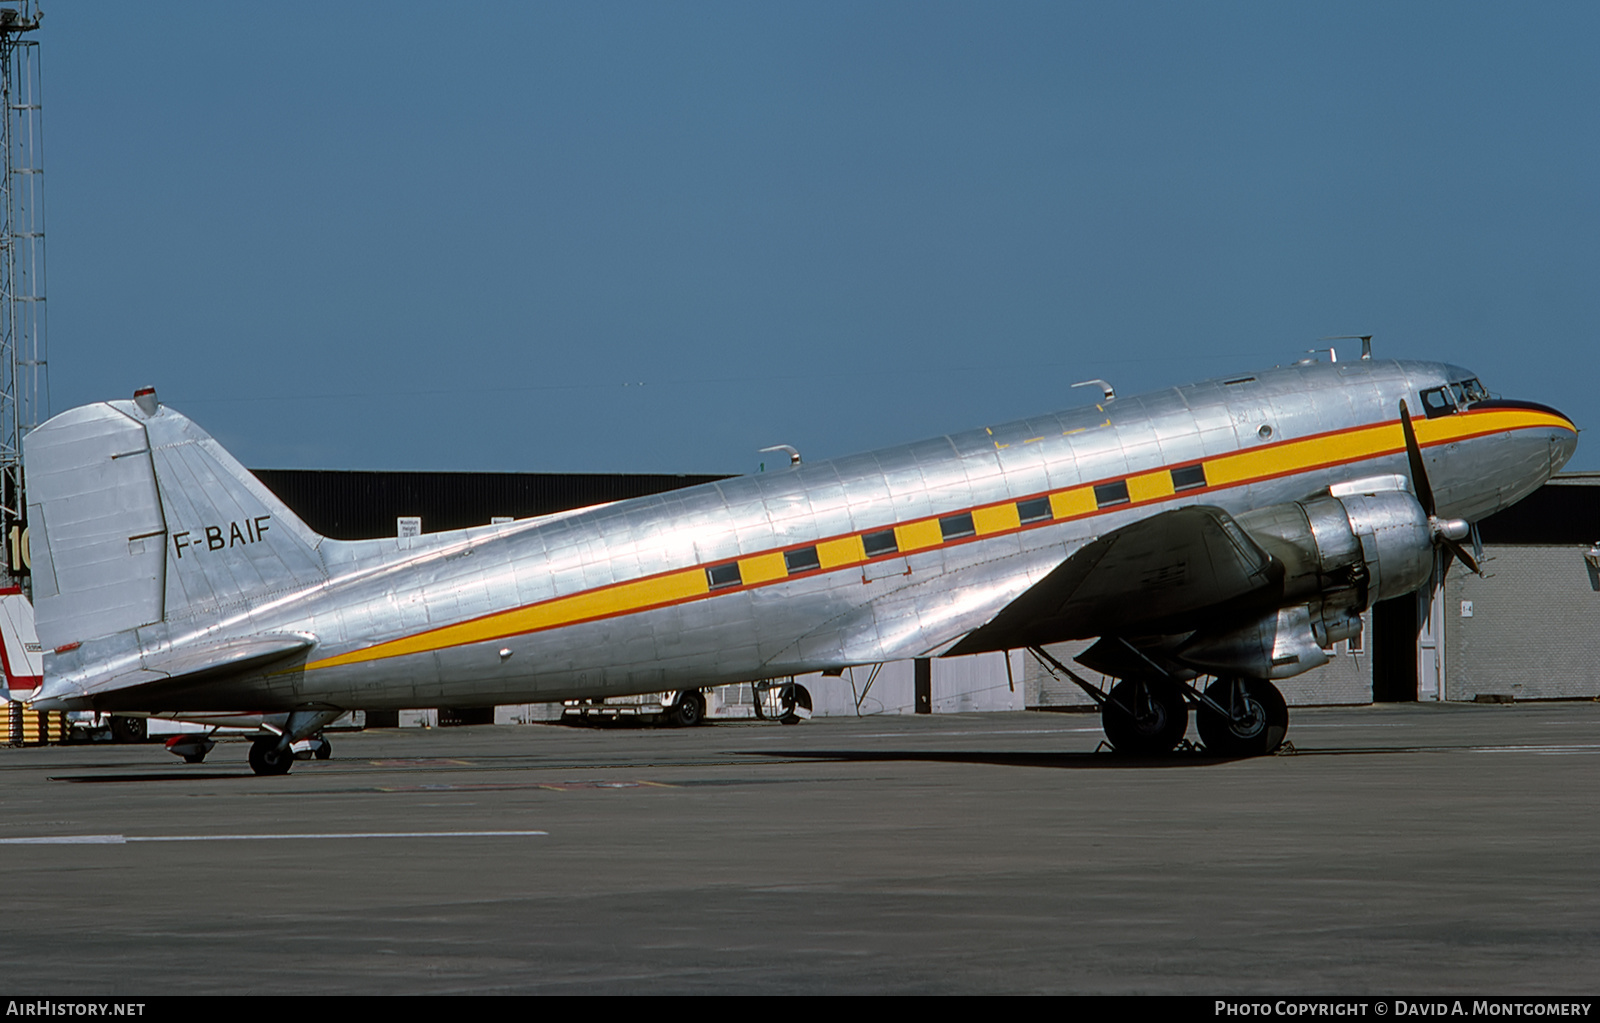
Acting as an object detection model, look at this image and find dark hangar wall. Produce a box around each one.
[251,469,732,542]
[1474,474,1600,545]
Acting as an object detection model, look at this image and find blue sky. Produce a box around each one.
[37,2,1599,473]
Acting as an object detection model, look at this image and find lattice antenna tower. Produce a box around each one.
[0,0,45,585]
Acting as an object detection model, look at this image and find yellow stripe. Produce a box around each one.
[1127,470,1176,503]
[895,519,943,552]
[312,567,709,669]
[739,551,787,585]
[1207,422,1397,487]
[816,535,865,569]
[972,503,1021,535]
[1049,487,1096,520]
[306,407,1573,672]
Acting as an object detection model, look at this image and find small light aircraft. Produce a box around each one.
[22,353,1576,772]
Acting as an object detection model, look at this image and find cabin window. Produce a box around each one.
[862,529,898,557]
[1017,497,1052,524]
[1094,480,1131,508]
[1171,464,1207,492]
[1419,386,1457,419]
[706,563,742,590]
[784,546,821,574]
[939,512,976,540]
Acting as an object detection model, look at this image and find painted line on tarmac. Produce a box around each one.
[1475,744,1600,755]
[0,830,548,845]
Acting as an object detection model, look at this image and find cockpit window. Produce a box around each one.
[1455,377,1489,406]
[1419,386,1457,419]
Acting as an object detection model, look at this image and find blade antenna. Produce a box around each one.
[1321,334,1374,359]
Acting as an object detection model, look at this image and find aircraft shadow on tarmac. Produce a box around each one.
[748,749,1249,769]
[50,772,263,783]
[40,743,1422,783]
[745,744,1422,768]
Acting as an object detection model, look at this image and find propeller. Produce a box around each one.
[1398,400,1482,577]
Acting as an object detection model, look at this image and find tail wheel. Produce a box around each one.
[1196,677,1288,757]
[1101,678,1188,754]
[248,736,294,776]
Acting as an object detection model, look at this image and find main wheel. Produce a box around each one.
[1101,678,1188,755]
[313,737,333,760]
[668,691,705,728]
[248,737,294,776]
[778,683,812,725]
[1195,677,1288,756]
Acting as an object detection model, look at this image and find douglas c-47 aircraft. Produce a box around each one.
[19,353,1577,773]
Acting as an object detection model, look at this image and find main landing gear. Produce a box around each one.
[1031,647,1289,757]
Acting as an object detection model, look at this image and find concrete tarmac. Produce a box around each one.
[3,703,1600,995]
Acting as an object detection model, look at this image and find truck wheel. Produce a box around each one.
[669,691,705,727]
[110,716,148,743]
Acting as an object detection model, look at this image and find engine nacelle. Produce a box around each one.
[1176,486,1436,681]
[1235,488,1435,612]
[1178,603,1333,680]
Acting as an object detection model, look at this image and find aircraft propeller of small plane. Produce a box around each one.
[19,352,1577,772]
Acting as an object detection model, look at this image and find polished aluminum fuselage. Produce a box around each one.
[45,359,1577,713]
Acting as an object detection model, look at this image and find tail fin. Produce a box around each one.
[23,389,328,650]
[0,586,42,700]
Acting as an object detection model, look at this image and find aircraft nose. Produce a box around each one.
[1479,398,1578,474]
[1550,412,1579,474]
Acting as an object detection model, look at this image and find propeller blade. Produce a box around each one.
[1397,400,1436,518]
[1445,536,1483,576]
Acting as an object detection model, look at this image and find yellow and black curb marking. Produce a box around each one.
[2,700,69,745]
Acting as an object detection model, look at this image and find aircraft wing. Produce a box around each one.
[946,505,1279,656]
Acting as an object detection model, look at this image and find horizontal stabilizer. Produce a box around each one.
[29,633,315,711]
[141,633,315,685]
